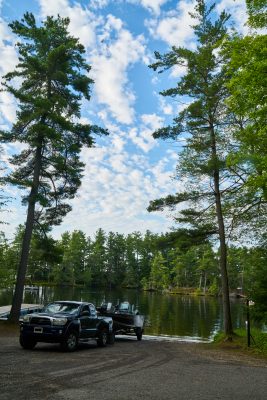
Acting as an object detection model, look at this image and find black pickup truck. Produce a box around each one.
[19,301,114,351]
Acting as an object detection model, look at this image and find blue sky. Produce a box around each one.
[0,0,249,239]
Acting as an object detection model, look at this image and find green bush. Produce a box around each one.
[208,278,219,296]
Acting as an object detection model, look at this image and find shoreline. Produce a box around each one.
[1,283,247,299]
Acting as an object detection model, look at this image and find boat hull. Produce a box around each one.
[97,302,145,340]
[111,313,144,330]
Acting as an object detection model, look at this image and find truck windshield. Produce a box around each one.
[43,303,80,314]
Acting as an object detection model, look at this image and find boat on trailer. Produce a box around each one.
[97,301,145,340]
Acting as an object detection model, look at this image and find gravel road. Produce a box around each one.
[0,332,266,400]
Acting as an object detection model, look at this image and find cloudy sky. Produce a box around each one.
[0,0,249,240]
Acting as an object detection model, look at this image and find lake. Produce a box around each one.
[0,286,247,341]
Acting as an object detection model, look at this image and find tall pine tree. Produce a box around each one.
[148,1,234,335]
[0,13,107,322]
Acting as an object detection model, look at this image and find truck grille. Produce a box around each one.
[31,317,51,326]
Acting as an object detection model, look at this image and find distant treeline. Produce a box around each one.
[1,226,266,306]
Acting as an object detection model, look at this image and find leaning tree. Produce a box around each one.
[0,13,107,322]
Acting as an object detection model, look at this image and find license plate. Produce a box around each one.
[34,327,43,333]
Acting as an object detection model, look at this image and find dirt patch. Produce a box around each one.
[183,342,267,367]
[0,321,20,337]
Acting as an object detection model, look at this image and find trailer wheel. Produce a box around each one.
[108,331,115,345]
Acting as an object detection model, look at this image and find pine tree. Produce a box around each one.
[148,1,234,335]
[0,13,107,322]
[90,228,107,286]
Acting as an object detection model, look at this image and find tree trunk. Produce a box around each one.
[211,126,233,336]
[199,273,202,290]
[203,272,207,294]
[214,178,233,335]
[8,145,42,323]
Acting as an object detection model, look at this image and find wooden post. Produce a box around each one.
[246,298,250,347]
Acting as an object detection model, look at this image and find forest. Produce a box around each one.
[0,0,266,329]
[0,227,266,315]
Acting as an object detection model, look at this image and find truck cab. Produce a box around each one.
[20,301,114,351]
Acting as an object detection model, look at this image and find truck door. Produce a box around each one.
[79,305,91,338]
[79,304,97,338]
[88,304,98,337]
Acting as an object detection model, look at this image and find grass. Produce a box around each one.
[213,328,267,357]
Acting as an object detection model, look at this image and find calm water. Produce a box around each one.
[0,287,247,341]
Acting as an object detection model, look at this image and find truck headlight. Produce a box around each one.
[52,318,67,326]
[23,315,31,323]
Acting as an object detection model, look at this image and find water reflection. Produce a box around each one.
[0,287,246,340]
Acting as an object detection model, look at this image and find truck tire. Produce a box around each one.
[20,335,37,350]
[97,329,108,347]
[62,331,78,352]
[136,328,143,341]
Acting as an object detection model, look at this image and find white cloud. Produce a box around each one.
[149,158,173,187]
[141,113,163,130]
[104,14,123,32]
[39,0,99,48]
[0,17,18,127]
[129,113,163,152]
[138,0,169,15]
[49,136,177,238]
[39,0,68,15]
[0,92,17,127]
[90,0,110,9]
[216,0,248,34]
[39,2,148,125]
[146,0,196,48]
[159,97,173,115]
[36,117,179,239]
[170,63,187,78]
[111,134,126,153]
[91,17,147,124]
[166,149,178,160]
[145,0,250,57]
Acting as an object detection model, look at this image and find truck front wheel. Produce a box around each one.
[135,328,143,341]
[20,335,37,350]
[62,331,78,352]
